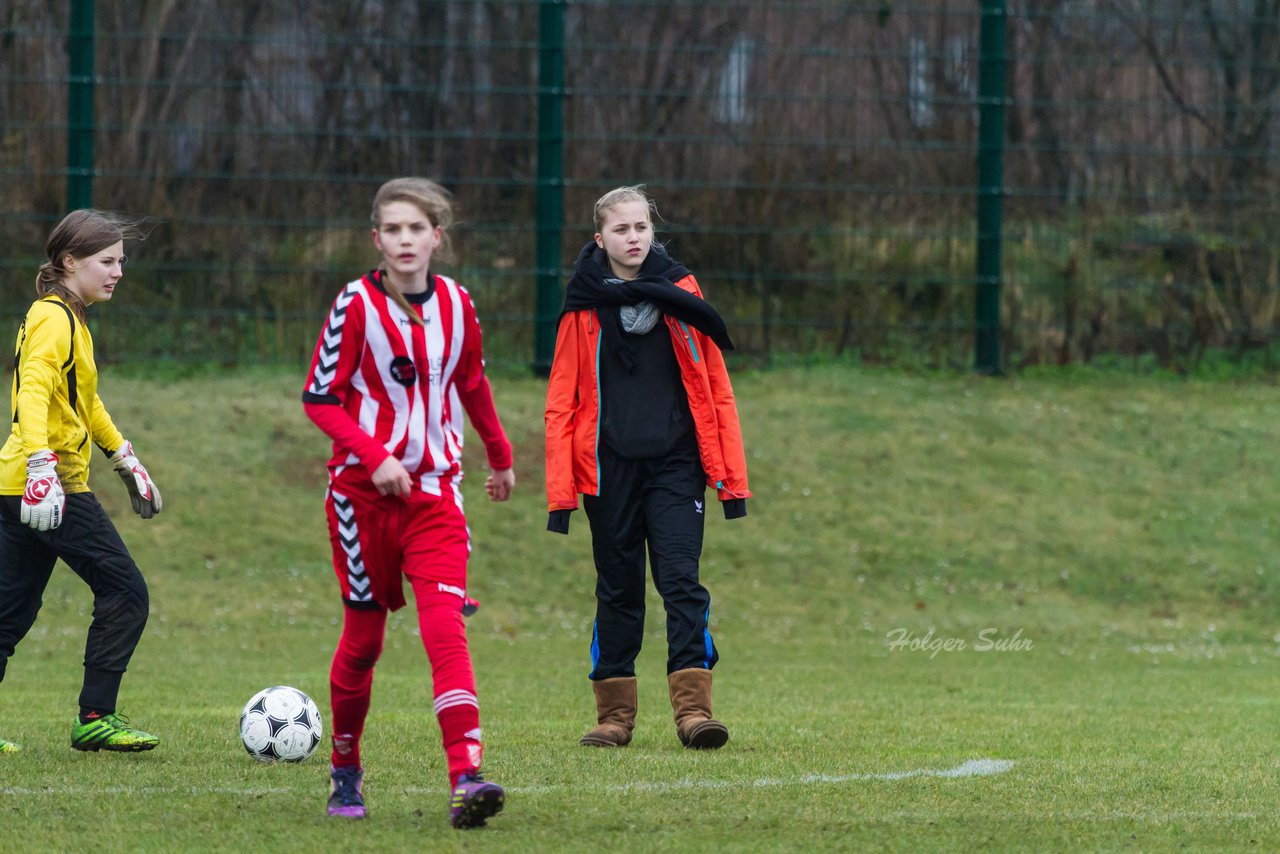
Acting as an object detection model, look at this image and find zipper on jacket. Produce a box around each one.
[593,327,602,490]
[678,321,700,363]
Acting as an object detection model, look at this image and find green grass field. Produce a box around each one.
[1,363,1277,852]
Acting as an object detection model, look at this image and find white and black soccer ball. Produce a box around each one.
[239,685,323,763]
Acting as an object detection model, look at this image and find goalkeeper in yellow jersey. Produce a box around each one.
[0,210,163,754]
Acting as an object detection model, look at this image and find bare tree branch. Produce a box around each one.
[1104,0,1217,138]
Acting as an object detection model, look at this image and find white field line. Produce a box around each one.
[495,758,1016,796]
[0,759,1014,798]
[0,785,294,796]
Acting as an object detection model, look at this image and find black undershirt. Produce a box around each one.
[598,310,694,460]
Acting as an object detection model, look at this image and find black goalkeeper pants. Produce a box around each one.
[583,438,719,680]
[0,493,149,712]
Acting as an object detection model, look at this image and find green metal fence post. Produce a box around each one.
[533,0,566,377]
[67,0,95,211]
[974,0,1007,375]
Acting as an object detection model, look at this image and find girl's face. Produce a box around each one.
[63,240,125,305]
[372,201,441,283]
[595,200,652,280]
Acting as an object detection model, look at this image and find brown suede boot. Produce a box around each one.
[579,677,637,747]
[667,668,729,749]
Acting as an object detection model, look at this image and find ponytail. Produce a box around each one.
[380,274,428,328]
[34,262,88,324]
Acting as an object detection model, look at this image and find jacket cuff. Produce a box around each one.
[547,509,572,534]
[723,498,747,520]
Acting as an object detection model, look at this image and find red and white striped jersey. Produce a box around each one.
[302,270,511,499]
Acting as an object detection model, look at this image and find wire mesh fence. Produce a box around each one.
[4,0,1280,372]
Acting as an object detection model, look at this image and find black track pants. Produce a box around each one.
[0,493,149,711]
[583,439,719,680]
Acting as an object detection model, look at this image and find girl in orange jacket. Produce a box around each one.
[544,186,749,749]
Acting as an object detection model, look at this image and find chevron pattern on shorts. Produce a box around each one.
[331,491,371,602]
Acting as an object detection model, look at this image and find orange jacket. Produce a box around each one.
[544,274,750,511]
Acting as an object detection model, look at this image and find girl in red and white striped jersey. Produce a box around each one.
[302,178,513,829]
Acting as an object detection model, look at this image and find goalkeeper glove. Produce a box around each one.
[21,450,64,531]
[109,440,163,519]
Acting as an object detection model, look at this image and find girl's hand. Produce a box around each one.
[485,468,515,502]
[371,457,412,497]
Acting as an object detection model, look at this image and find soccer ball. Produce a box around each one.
[239,685,323,763]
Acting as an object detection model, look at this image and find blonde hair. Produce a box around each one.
[370,177,456,327]
[593,185,656,231]
[36,209,148,323]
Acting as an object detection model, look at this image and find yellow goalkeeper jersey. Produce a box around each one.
[0,295,126,495]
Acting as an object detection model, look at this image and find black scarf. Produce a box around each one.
[561,241,734,373]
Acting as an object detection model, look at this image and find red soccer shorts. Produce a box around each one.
[324,474,471,612]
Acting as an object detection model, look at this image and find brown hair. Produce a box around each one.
[593,185,656,231]
[36,209,148,322]
[370,178,456,327]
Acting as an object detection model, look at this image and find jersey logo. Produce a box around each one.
[389,355,417,387]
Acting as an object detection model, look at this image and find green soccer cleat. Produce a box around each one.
[0,738,20,753]
[70,713,159,752]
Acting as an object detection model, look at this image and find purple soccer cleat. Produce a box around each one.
[449,772,505,829]
[327,764,366,819]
